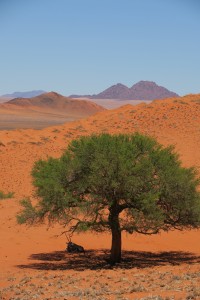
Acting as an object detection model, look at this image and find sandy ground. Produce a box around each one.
[0,93,105,130]
[0,94,200,299]
[0,97,12,104]
[0,98,149,130]
[77,98,151,109]
[0,108,81,130]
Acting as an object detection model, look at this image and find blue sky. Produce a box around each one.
[0,0,199,96]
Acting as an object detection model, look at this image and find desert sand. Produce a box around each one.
[0,94,200,299]
[0,97,12,104]
[80,98,152,109]
[0,92,151,131]
[0,92,105,130]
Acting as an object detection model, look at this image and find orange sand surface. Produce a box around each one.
[0,94,200,299]
[0,92,105,130]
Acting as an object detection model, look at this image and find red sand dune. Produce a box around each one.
[5,92,105,114]
[0,97,12,104]
[0,92,105,130]
[0,93,200,299]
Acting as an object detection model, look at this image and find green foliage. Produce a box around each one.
[0,191,14,200]
[16,198,39,224]
[17,133,200,234]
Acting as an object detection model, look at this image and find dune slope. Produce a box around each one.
[0,94,200,299]
[0,92,105,130]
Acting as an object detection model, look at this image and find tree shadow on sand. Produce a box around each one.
[17,249,200,271]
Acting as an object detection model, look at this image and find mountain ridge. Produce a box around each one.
[2,90,46,99]
[70,81,179,100]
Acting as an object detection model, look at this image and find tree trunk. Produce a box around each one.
[110,226,121,265]
[109,206,122,265]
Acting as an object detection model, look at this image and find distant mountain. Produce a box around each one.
[2,90,46,99]
[128,81,179,100]
[69,81,179,100]
[92,83,130,99]
[4,91,105,116]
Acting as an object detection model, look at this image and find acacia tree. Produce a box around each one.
[17,133,200,264]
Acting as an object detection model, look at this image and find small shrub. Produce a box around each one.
[28,141,42,146]
[0,191,14,200]
[52,129,60,133]
[40,136,50,142]
[192,99,200,104]
[178,100,188,105]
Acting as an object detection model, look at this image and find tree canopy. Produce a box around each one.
[17,133,200,264]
